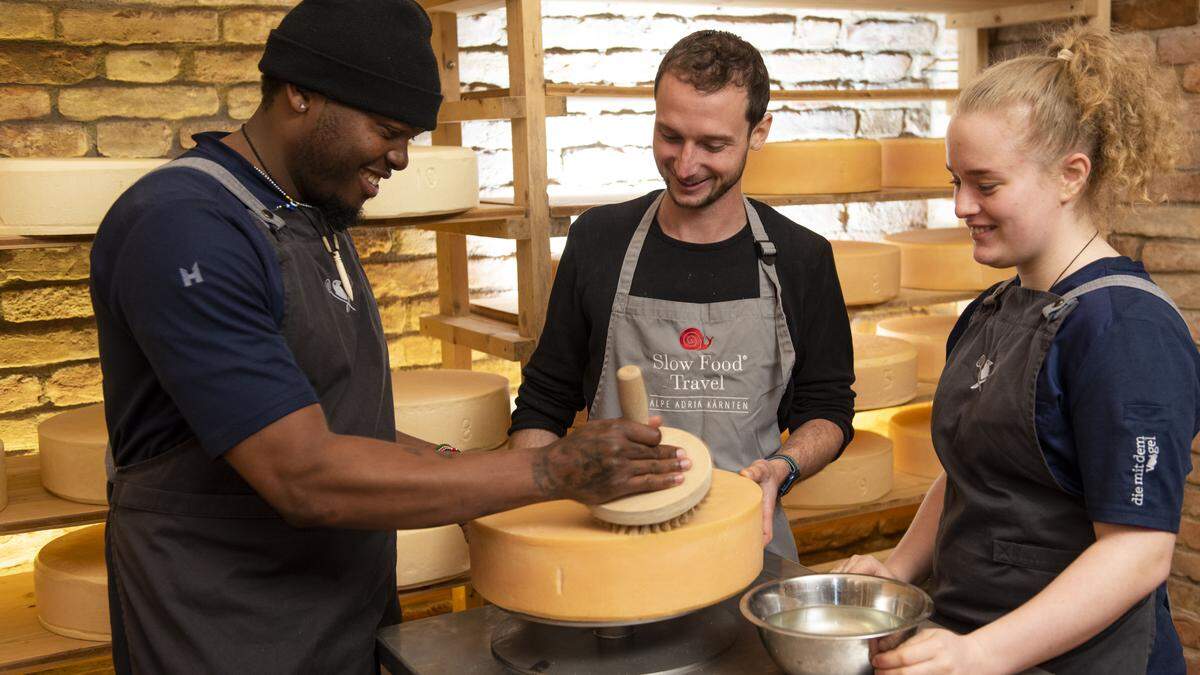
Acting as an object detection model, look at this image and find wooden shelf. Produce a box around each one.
[420,311,537,361]
[0,571,110,673]
[546,84,959,101]
[0,234,91,251]
[439,93,566,123]
[420,0,1076,15]
[0,455,106,536]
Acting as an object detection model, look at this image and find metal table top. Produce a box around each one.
[376,553,1048,674]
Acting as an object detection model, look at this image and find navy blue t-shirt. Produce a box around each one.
[947,256,1200,674]
[91,133,319,466]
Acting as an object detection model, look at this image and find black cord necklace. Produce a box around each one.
[240,125,354,302]
[1049,230,1100,291]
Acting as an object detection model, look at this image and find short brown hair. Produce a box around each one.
[654,30,771,129]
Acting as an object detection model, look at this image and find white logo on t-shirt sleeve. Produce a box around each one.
[1130,435,1160,507]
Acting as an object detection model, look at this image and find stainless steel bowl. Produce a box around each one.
[740,573,933,675]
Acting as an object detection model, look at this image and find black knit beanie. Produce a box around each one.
[258,0,443,131]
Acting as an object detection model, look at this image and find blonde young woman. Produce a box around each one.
[835,25,1200,675]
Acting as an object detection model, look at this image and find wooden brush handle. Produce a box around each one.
[617,365,649,425]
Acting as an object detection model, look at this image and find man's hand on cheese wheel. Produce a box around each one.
[532,416,690,504]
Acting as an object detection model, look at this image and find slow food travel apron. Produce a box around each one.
[590,191,799,560]
[930,274,1185,673]
[105,158,398,673]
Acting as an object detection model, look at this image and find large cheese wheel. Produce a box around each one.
[469,470,762,622]
[34,524,109,641]
[1,439,7,513]
[889,403,941,478]
[876,315,958,383]
[783,430,893,508]
[391,369,510,452]
[396,525,470,590]
[879,138,951,188]
[831,241,901,306]
[361,146,478,219]
[743,140,881,195]
[853,333,919,411]
[39,403,108,505]
[0,158,167,235]
[884,228,1014,291]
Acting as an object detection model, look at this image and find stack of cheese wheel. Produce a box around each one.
[884,228,1014,290]
[743,140,881,195]
[876,315,958,384]
[879,138,951,188]
[0,158,167,235]
[362,146,478,219]
[852,333,919,410]
[469,470,762,622]
[889,403,941,478]
[782,430,893,508]
[391,369,511,590]
[39,403,108,505]
[831,241,901,306]
[35,524,110,641]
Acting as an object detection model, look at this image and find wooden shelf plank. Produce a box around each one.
[421,0,1065,14]
[0,571,110,672]
[420,311,536,361]
[0,455,107,536]
[947,0,1099,29]
[0,235,91,251]
[547,84,958,101]
[785,471,934,528]
[439,94,567,123]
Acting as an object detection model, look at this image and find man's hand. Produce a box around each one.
[532,416,690,504]
[739,458,788,546]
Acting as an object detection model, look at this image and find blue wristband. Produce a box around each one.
[766,453,801,496]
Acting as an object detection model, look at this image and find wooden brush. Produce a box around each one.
[589,365,714,533]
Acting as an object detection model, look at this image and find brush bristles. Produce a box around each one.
[600,496,708,534]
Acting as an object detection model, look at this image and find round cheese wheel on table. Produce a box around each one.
[391,369,510,452]
[890,403,941,478]
[39,403,108,505]
[783,431,893,508]
[396,526,470,590]
[34,524,109,641]
[361,146,478,219]
[0,158,167,235]
[852,333,919,410]
[831,241,901,306]
[879,138,951,188]
[884,228,1014,291]
[468,470,762,623]
[743,140,881,195]
[876,315,958,383]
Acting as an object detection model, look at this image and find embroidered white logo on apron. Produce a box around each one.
[325,278,356,313]
[970,354,995,390]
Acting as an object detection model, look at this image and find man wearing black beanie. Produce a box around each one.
[91,0,688,671]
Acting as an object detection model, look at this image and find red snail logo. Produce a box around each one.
[679,327,714,351]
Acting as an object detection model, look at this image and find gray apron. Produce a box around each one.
[590,191,799,560]
[931,274,1184,673]
[105,158,398,673]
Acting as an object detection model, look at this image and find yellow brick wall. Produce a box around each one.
[0,0,523,459]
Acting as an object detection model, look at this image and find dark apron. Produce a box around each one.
[105,158,398,673]
[930,274,1185,674]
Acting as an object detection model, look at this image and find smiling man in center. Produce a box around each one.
[509,30,856,560]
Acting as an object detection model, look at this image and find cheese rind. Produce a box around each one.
[391,369,511,452]
[890,403,941,478]
[0,158,167,235]
[852,333,919,410]
[884,228,1014,291]
[876,315,958,383]
[783,431,893,508]
[39,403,108,505]
[361,146,478,219]
[831,240,901,306]
[396,525,471,590]
[1,439,7,513]
[743,140,882,195]
[469,470,762,622]
[34,524,109,641]
[879,138,951,188]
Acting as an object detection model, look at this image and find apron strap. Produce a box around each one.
[152,157,288,232]
[981,275,1019,306]
[1042,274,1186,323]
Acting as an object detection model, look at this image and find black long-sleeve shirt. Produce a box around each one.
[511,191,855,447]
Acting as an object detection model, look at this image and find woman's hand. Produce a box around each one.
[872,628,996,675]
[830,553,898,579]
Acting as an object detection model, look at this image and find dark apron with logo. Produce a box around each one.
[104,158,398,673]
[931,274,1185,673]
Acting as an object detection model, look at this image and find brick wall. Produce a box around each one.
[989,2,1200,667]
